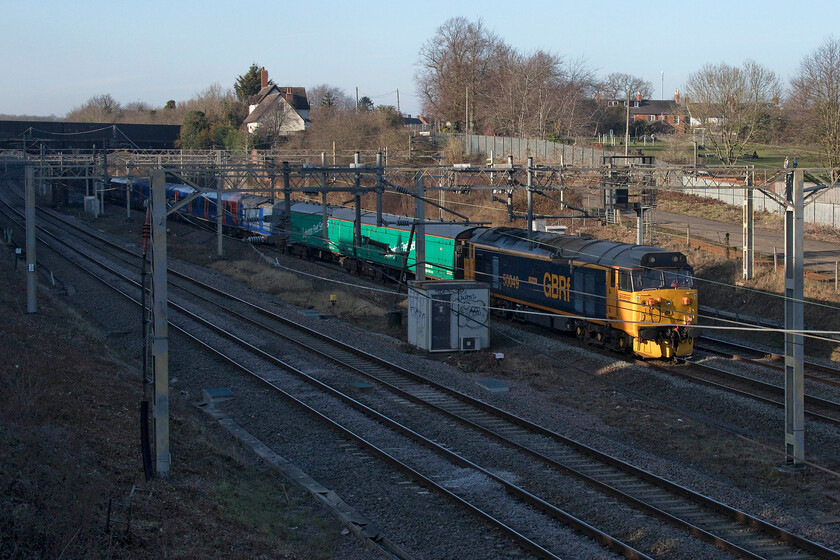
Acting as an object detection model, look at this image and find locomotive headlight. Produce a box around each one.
[682,297,692,306]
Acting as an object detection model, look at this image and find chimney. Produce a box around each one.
[260,67,268,89]
[594,92,601,102]
[286,87,293,102]
[674,89,680,104]
[636,91,642,102]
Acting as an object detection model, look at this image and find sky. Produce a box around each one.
[3,0,839,119]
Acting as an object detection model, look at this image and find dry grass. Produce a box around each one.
[211,259,387,322]
[657,190,840,244]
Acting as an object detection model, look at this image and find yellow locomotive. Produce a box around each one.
[461,228,698,359]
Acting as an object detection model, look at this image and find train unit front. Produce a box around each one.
[463,228,698,359]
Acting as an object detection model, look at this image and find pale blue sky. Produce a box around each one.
[3,0,838,118]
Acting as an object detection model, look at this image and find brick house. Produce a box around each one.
[601,90,688,134]
[243,68,310,135]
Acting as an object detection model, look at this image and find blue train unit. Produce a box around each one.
[109,177,282,238]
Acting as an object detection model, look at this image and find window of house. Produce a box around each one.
[660,115,665,121]
[634,101,639,107]
[674,115,679,124]
[648,114,655,122]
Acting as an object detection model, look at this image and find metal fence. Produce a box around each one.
[682,176,840,228]
[450,133,615,166]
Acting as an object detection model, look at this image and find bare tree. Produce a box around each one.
[253,102,293,148]
[491,50,595,138]
[685,60,781,165]
[66,94,123,123]
[416,17,501,130]
[790,37,840,183]
[599,72,653,101]
[307,84,354,115]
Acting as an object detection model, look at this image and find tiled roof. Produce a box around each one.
[629,99,683,115]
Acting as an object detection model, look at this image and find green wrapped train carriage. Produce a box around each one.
[286,202,475,279]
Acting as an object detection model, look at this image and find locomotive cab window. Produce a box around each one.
[632,267,695,290]
[618,270,632,291]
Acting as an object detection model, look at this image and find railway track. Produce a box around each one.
[696,336,840,390]
[9,199,840,559]
[0,193,649,558]
[4,191,840,558]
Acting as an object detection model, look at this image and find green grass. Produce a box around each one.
[587,137,827,169]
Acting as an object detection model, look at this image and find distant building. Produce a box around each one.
[243,68,310,135]
[600,90,688,134]
[403,115,432,133]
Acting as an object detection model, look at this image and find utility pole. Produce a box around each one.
[355,87,359,111]
[396,89,400,114]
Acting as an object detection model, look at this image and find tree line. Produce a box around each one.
[417,18,840,171]
[59,21,840,173]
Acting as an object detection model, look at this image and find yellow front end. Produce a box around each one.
[631,289,698,359]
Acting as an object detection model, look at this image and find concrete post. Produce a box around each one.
[742,168,754,280]
[526,157,534,237]
[353,152,361,254]
[150,169,170,477]
[321,152,328,240]
[376,152,383,227]
[784,169,805,468]
[25,166,37,313]
[216,175,223,258]
[283,161,291,236]
[414,172,426,281]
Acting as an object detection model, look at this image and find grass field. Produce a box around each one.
[587,137,827,170]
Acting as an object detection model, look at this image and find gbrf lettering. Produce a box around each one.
[543,272,570,302]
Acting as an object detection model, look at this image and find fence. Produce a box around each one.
[449,133,617,166]
[682,176,840,228]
